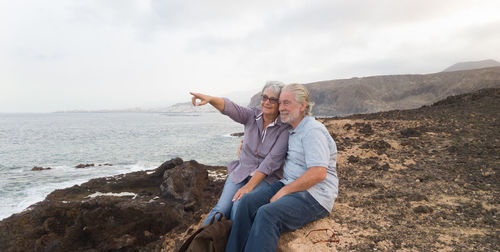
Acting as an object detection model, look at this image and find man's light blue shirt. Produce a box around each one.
[280,116,338,212]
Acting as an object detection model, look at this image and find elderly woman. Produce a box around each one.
[190,81,290,225]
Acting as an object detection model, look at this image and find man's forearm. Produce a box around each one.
[282,166,327,194]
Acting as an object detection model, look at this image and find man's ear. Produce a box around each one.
[299,102,306,113]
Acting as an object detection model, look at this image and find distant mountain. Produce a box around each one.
[248,67,500,117]
[443,59,500,72]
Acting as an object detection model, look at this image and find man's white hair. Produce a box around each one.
[282,83,314,116]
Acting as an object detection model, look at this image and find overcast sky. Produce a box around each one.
[1,0,499,112]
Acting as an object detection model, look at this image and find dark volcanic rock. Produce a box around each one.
[75,163,95,168]
[371,163,390,171]
[230,132,244,137]
[347,155,360,164]
[32,166,52,171]
[152,157,183,177]
[413,205,434,214]
[355,122,374,135]
[160,160,208,209]
[0,158,224,252]
[98,163,113,166]
[400,128,422,137]
[359,140,391,151]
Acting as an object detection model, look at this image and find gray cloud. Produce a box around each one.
[0,0,499,112]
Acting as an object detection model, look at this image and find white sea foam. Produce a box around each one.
[207,170,227,181]
[86,192,137,199]
[222,133,244,138]
[148,196,160,203]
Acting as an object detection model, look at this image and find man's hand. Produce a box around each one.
[269,167,327,203]
[270,186,290,203]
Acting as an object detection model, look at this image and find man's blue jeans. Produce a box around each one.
[226,181,329,252]
[202,176,269,226]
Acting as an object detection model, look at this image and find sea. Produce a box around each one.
[0,112,243,220]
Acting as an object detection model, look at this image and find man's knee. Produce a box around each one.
[254,204,275,223]
[237,189,261,207]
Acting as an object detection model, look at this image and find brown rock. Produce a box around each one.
[75,163,94,168]
[160,160,208,207]
[32,166,51,171]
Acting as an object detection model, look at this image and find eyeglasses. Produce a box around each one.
[261,95,279,104]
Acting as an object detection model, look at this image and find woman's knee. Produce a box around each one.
[214,198,234,212]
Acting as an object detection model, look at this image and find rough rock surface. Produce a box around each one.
[31,166,52,171]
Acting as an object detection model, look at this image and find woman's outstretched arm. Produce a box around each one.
[189,92,225,112]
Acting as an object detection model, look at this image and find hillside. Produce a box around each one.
[249,67,500,117]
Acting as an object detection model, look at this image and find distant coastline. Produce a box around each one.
[54,102,219,113]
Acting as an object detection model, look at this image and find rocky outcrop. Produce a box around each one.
[75,163,113,168]
[31,166,52,171]
[0,159,225,252]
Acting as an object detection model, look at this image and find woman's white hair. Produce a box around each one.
[282,83,314,116]
[261,81,284,97]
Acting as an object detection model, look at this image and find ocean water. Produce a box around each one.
[0,112,243,220]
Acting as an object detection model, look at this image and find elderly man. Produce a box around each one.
[226,83,338,252]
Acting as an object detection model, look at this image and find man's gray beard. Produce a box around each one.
[281,110,300,124]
